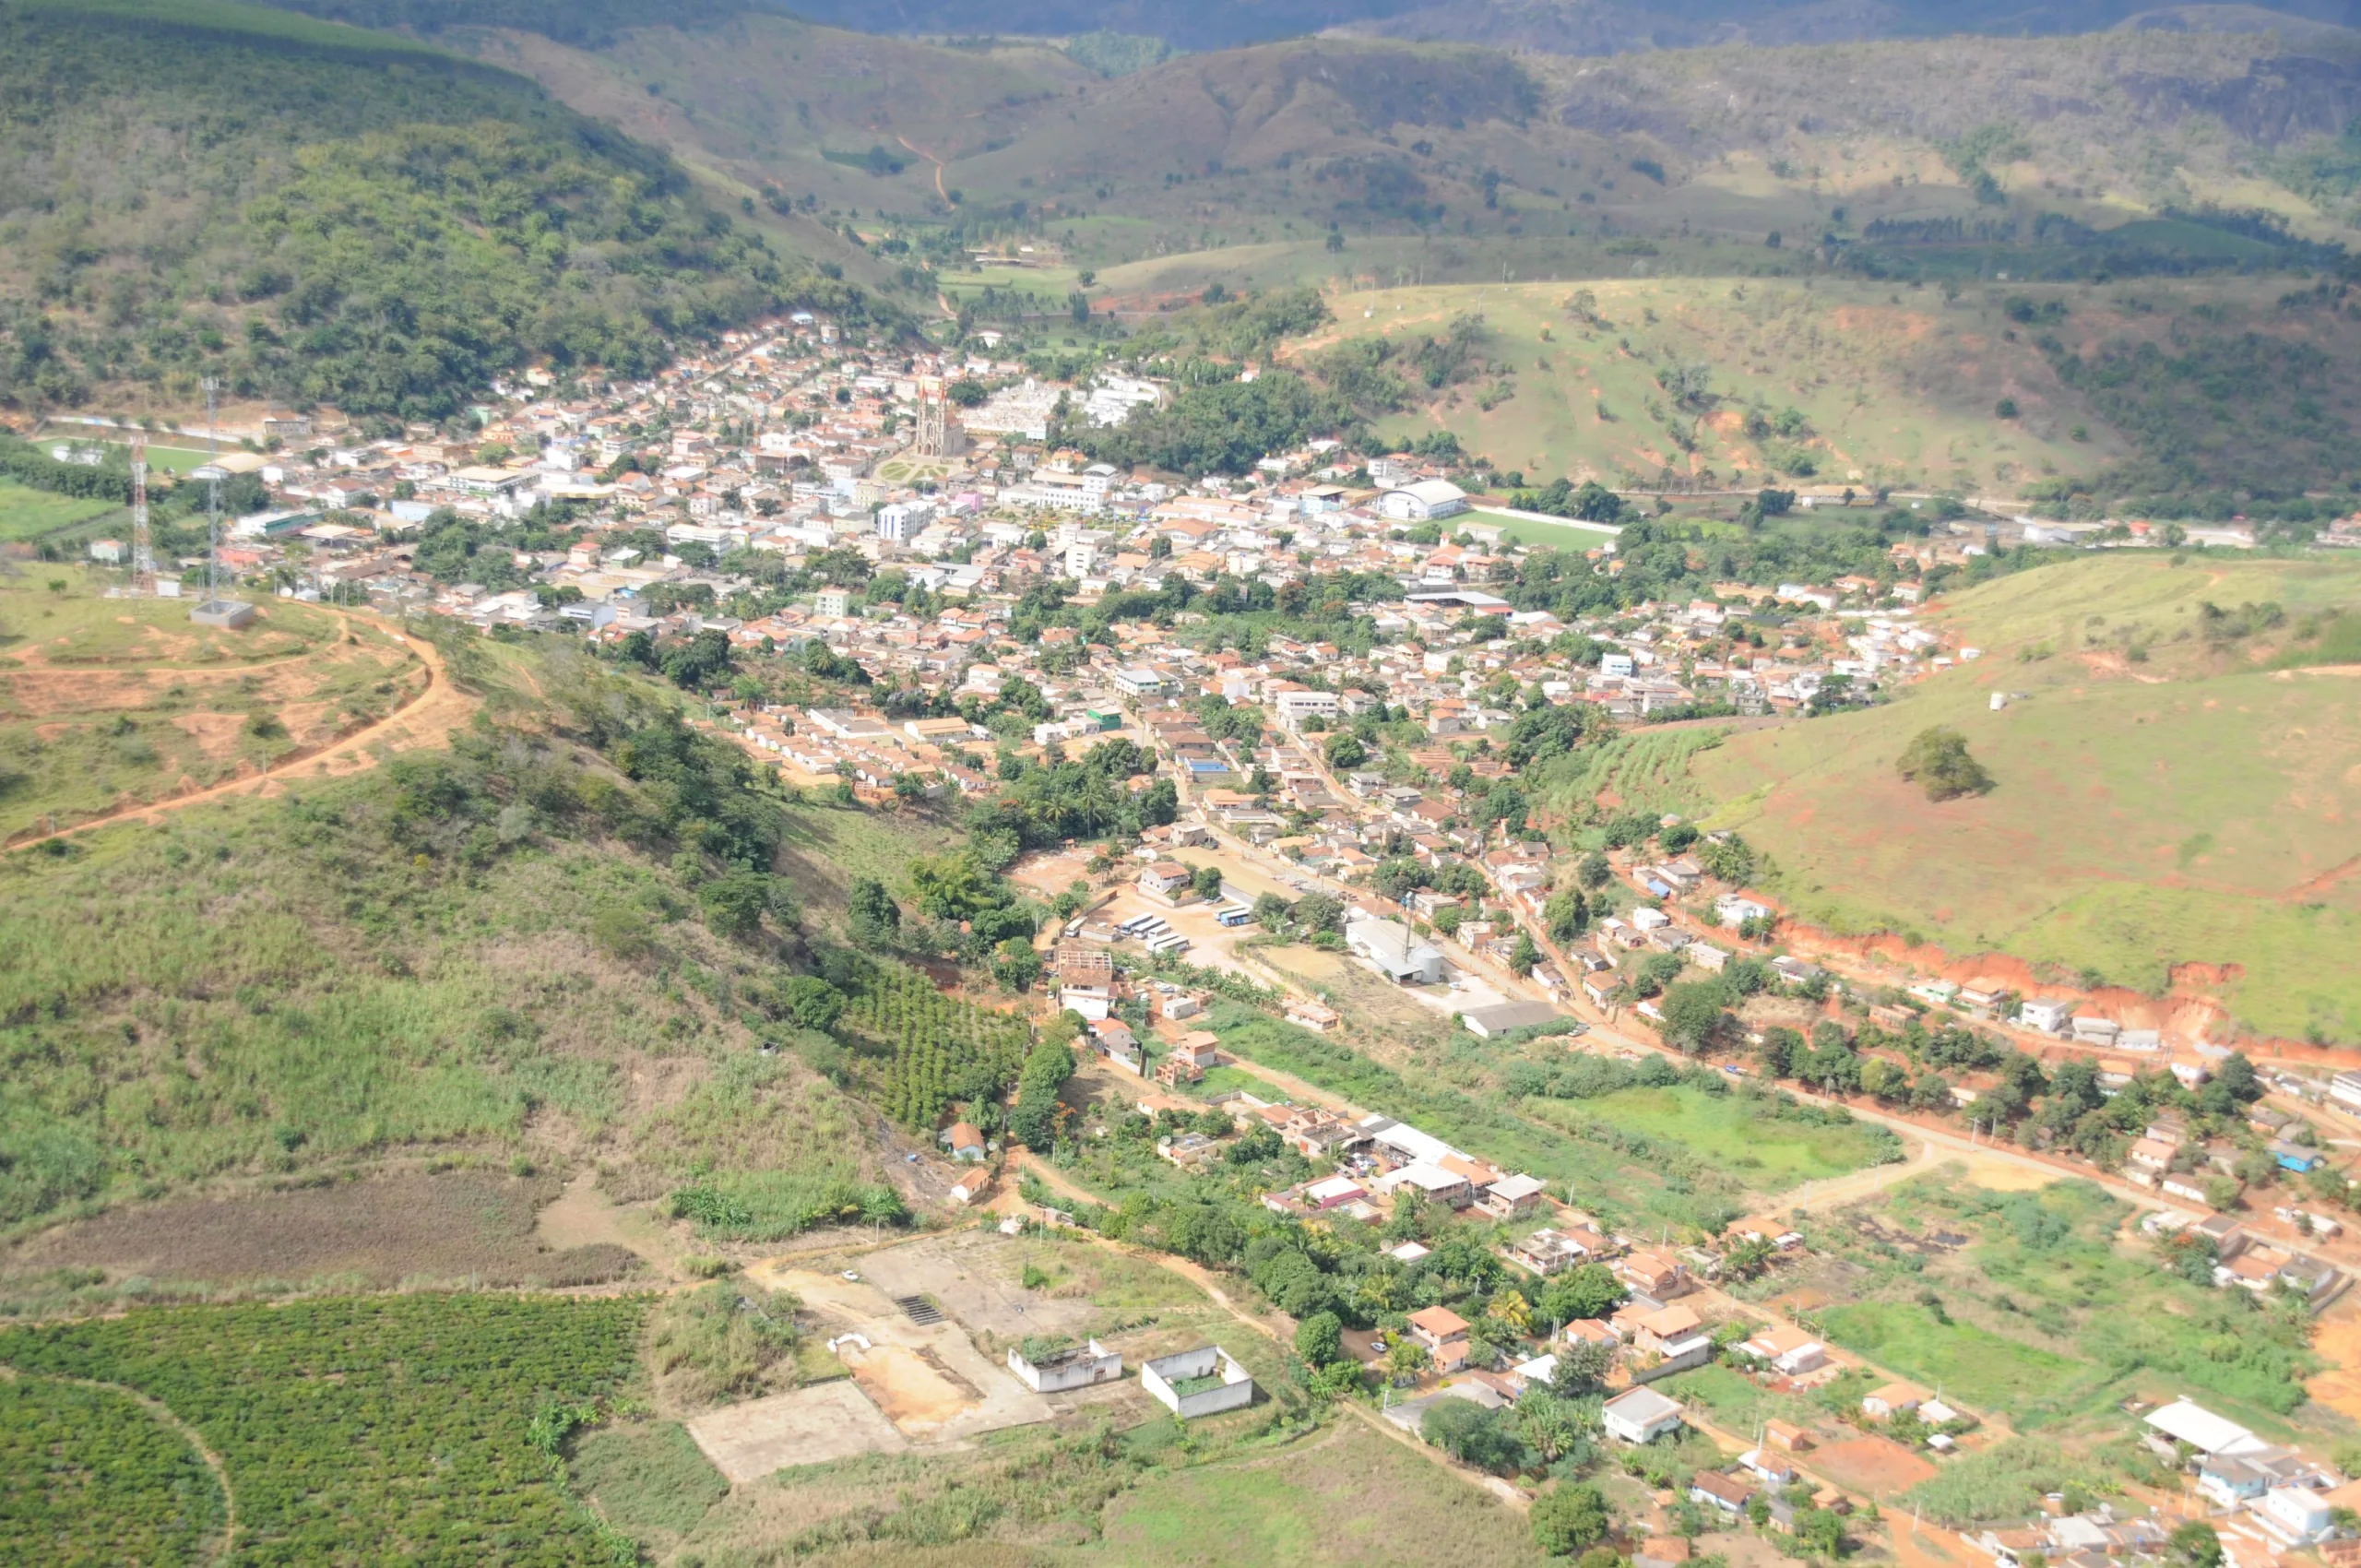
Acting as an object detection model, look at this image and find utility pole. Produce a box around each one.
[128,430,155,598]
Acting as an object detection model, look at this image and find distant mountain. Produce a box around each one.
[252,0,2361,53]
[0,0,873,422]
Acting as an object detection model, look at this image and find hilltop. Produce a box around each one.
[1689,552,2361,1043]
[0,0,877,425]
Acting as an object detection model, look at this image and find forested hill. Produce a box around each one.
[0,0,875,424]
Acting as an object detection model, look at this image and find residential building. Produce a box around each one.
[1602,1385,1686,1443]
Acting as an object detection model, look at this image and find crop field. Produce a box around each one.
[0,480,115,543]
[840,963,1032,1131]
[1544,1083,1892,1193]
[1691,554,2361,1041]
[0,1372,225,1565]
[1537,725,1730,832]
[0,1292,646,1564]
[0,574,422,839]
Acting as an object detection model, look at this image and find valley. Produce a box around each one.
[5,0,2361,1564]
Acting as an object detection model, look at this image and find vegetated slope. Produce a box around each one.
[0,0,862,423]
[365,0,2361,56]
[1688,553,2361,1044]
[469,18,2361,278]
[1276,272,2361,508]
[0,624,917,1256]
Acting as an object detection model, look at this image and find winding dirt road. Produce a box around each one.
[6,611,471,851]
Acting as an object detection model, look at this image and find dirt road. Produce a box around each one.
[6,612,470,850]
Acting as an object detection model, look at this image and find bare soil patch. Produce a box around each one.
[1809,1433,1940,1499]
[6,1170,639,1289]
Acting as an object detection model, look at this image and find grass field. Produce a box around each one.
[1690,553,2361,1041]
[0,481,116,544]
[1090,1419,1549,1568]
[1544,1084,1894,1194]
[1819,1299,2097,1415]
[1807,1172,2323,1433]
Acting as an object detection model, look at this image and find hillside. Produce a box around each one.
[272,0,2361,54]
[445,19,2361,275]
[0,0,875,425]
[1687,552,2361,1043]
[1264,271,2361,508]
[0,588,973,1271]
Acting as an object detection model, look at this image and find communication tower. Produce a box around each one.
[128,430,156,597]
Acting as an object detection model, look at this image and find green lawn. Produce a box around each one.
[1465,508,1624,552]
[1192,1064,1290,1101]
[0,481,116,544]
[1533,1084,1892,1194]
[1818,1300,2098,1418]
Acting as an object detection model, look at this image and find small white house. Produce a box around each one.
[1006,1337,1123,1394]
[2018,998,2073,1035]
[1602,1385,1686,1444]
[1142,1346,1253,1419]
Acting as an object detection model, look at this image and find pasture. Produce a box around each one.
[0,480,116,544]
[1691,553,2361,1041]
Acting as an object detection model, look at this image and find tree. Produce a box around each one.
[1252,892,1294,929]
[1576,852,1611,891]
[1532,1481,1612,1557]
[1545,889,1588,942]
[1897,726,1995,802]
[1191,864,1224,901]
[780,975,846,1032]
[1323,731,1368,769]
[1511,932,1541,976]
[1548,1335,1619,1396]
[700,869,777,939]
[1385,1338,1430,1384]
[991,938,1042,993]
[848,876,901,945]
[1539,1263,1624,1326]
[2170,1523,2223,1568]
[1292,893,1346,934]
[1295,1310,1344,1367]
[1422,1399,1526,1473]
[1659,982,1728,1052]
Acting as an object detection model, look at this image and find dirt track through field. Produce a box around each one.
[6,611,471,849]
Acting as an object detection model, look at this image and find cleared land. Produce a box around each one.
[0,572,425,840]
[1691,553,2361,1042]
[4,1170,639,1293]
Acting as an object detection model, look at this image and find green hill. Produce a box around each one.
[1688,553,2361,1044]
[0,0,874,423]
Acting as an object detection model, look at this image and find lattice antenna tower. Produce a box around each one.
[201,376,221,602]
[128,429,156,597]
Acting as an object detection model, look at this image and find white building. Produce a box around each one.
[1377,479,1469,522]
[1141,1346,1253,1419]
[1344,914,1445,984]
[1006,1337,1123,1394]
[1602,1385,1686,1444]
